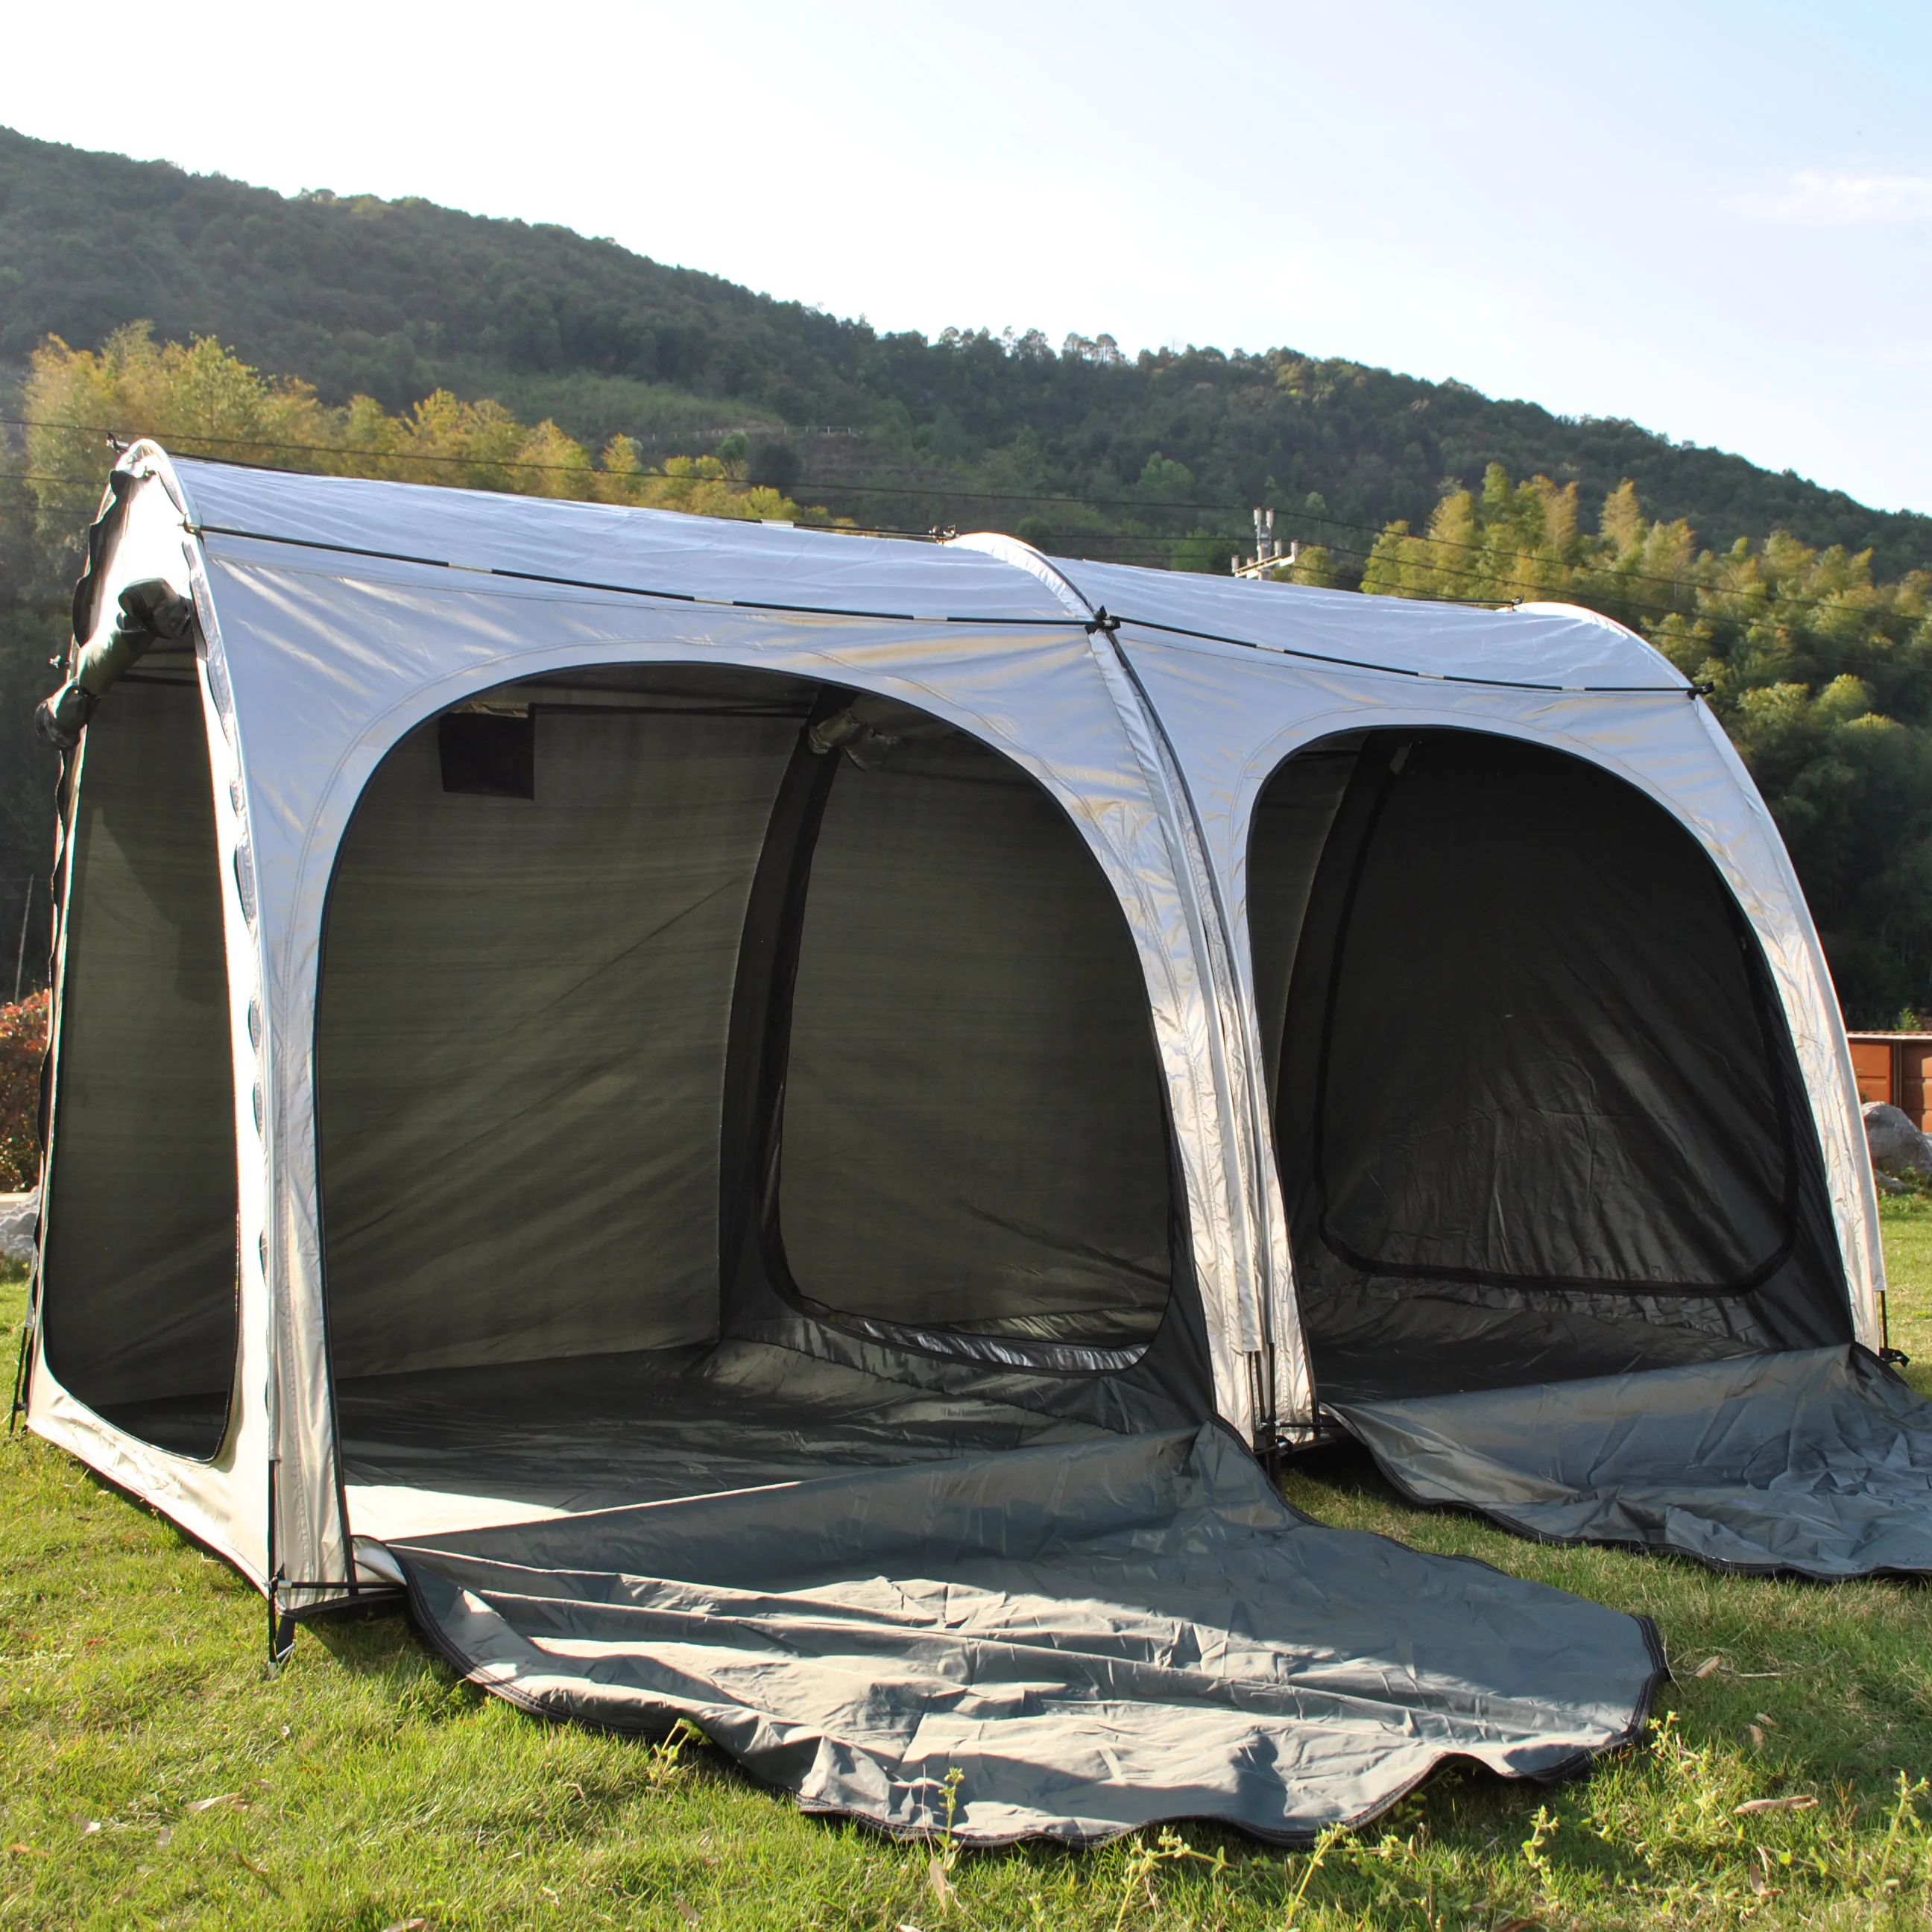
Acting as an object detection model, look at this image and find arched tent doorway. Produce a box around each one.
[39,676,240,1460]
[1249,726,1851,1408]
[313,663,1201,1528]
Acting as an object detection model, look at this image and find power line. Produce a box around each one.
[5,432,1922,633]
[8,410,1921,608]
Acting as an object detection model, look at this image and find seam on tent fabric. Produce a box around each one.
[190,524,1091,628]
[1099,631,1278,1430]
[195,523,1693,695]
[1115,615,1696,696]
[971,531,1289,1427]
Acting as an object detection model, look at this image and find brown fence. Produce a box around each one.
[1846,1033,1932,1131]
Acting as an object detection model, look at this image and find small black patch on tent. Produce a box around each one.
[439,711,534,798]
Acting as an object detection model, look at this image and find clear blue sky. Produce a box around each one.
[7,1,1928,517]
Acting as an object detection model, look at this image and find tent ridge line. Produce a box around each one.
[191,523,1093,630]
[1117,615,1696,697]
[195,522,1679,698]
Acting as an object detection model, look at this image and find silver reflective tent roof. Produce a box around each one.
[20,443,1925,1844]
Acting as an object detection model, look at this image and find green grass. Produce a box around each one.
[7,1227,1932,1931]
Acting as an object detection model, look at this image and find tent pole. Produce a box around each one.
[7,1304,31,1432]
[265,1454,296,1671]
[10,875,31,1003]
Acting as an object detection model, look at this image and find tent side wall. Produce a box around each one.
[23,465,274,1588]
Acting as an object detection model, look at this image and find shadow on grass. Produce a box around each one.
[1279,1433,1413,1507]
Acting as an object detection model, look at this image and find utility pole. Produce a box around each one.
[1231,507,1297,579]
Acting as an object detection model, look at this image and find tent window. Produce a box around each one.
[1252,729,1849,1401]
[774,720,1173,1348]
[439,709,534,798]
[42,679,239,1459]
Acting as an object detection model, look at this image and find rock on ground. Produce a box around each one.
[0,1190,37,1263]
[1863,1102,1932,1181]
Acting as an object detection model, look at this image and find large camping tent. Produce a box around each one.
[16,444,1932,1843]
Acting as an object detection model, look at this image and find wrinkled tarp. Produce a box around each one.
[393,1424,1664,1846]
[1331,1345,1932,1577]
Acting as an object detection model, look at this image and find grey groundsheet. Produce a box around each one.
[391,1423,1663,1846]
[1333,1344,1932,1577]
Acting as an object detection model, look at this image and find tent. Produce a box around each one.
[12,443,1929,1843]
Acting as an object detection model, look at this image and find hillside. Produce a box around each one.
[3,124,1928,576]
[4,127,1932,1028]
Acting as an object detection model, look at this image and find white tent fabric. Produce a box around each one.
[19,445,1883,1602]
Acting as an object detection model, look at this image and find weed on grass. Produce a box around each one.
[7,1211,1932,1928]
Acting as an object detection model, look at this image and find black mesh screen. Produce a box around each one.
[1257,729,1849,1402]
[316,671,1175,1388]
[777,724,1172,1344]
[42,679,238,1456]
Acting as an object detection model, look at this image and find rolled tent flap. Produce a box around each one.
[391,1424,1665,1846]
[1330,1347,1932,1579]
[36,578,197,749]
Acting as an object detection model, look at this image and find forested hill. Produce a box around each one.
[2,123,1927,576]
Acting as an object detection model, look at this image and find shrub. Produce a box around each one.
[0,991,49,1192]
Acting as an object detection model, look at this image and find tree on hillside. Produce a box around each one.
[5,126,1929,578]
[1358,465,1932,1020]
[22,328,815,535]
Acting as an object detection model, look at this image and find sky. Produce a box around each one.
[5,0,1929,515]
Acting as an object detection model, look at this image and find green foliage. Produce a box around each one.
[23,326,815,534]
[0,371,65,992]
[1357,463,1932,1020]
[0,989,46,1189]
[3,124,1928,576]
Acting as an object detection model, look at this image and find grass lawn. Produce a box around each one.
[7,1214,1932,1931]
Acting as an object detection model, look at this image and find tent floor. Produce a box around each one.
[338,1338,1108,1541]
[1328,1344,1932,1577]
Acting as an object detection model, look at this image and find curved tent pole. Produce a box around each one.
[949,533,1306,1448]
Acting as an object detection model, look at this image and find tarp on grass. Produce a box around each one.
[393,1424,1665,1846]
[1331,1345,1932,1578]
